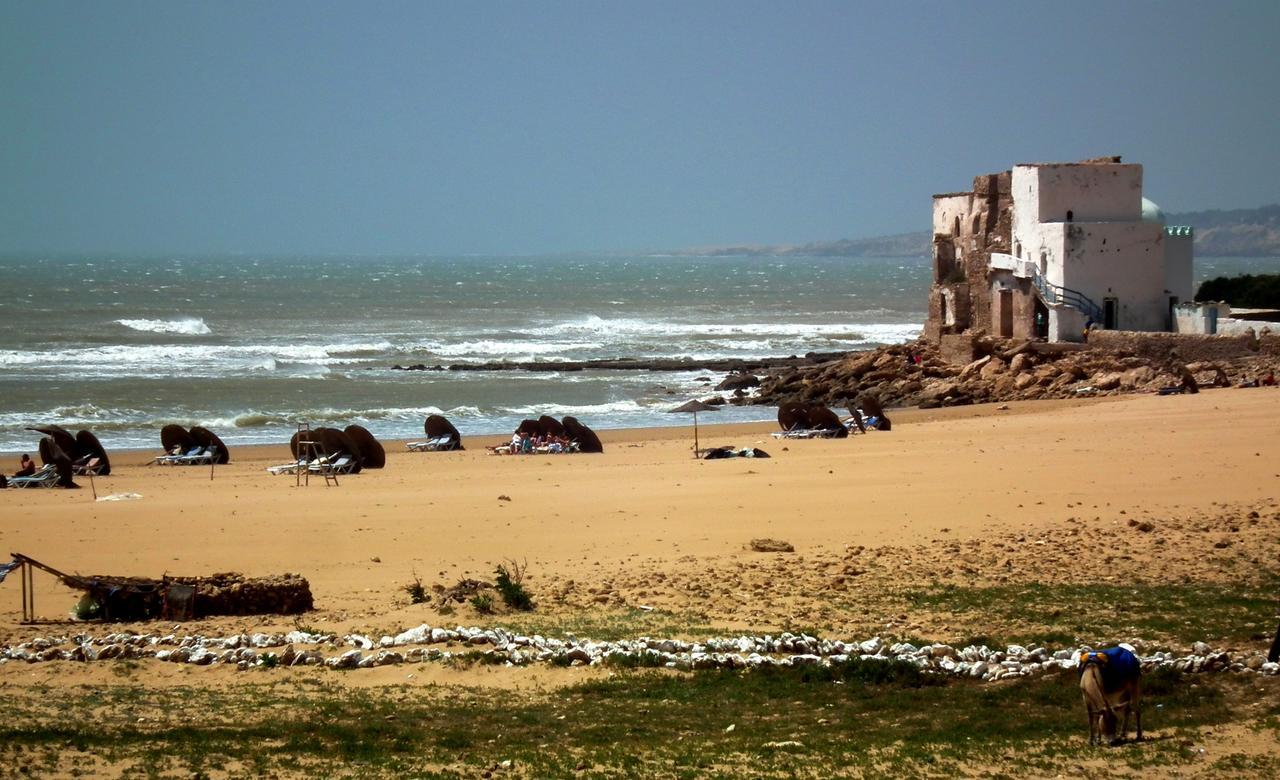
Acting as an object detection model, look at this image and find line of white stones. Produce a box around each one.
[2,625,1277,679]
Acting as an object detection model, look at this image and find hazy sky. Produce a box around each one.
[3,1,1278,255]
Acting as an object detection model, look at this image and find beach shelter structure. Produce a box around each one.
[424,415,464,450]
[28,425,77,458]
[805,406,848,438]
[537,415,566,439]
[160,424,196,454]
[668,399,720,459]
[344,424,385,469]
[74,429,113,474]
[776,402,808,432]
[37,437,76,488]
[189,426,230,465]
[561,416,603,453]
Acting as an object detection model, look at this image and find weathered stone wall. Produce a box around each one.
[1087,330,1280,362]
[924,170,1012,343]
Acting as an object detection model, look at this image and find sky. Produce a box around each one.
[2,1,1278,256]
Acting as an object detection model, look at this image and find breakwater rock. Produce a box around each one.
[746,331,1280,410]
[3,625,1276,679]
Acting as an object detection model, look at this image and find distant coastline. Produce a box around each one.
[674,203,1280,258]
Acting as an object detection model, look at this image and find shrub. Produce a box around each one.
[470,594,494,614]
[494,559,534,611]
[402,572,428,605]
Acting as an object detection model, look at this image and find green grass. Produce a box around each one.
[2,661,1275,778]
[904,579,1280,646]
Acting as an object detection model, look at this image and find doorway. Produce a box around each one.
[998,289,1014,338]
[1104,298,1118,330]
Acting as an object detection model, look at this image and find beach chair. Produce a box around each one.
[178,447,216,465]
[8,464,60,488]
[407,436,457,452]
[266,457,310,475]
[310,453,355,475]
[73,457,103,476]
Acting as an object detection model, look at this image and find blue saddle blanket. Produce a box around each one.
[1081,646,1140,689]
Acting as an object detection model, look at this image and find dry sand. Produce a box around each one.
[2,389,1279,776]
[1,388,1276,648]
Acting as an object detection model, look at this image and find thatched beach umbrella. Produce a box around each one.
[37,436,76,488]
[424,415,463,450]
[537,415,566,439]
[161,424,195,453]
[344,424,385,469]
[806,407,848,438]
[314,427,363,473]
[75,429,112,474]
[776,402,808,432]
[29,425,77,458]
[561,416,603,454]
[669,399,720,459]
[189,426,230,464]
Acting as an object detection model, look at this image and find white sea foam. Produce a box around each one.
[115,317,212,335]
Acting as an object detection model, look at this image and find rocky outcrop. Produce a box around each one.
[747,333,1280,410]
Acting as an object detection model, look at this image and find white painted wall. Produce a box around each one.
[932,194,974,236]
[1012,163,1143,227]
[1062,222,1168,331]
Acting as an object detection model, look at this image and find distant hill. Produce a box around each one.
[677,204,1280,258]
[677,232,929,258]
[1166,204,1280,256]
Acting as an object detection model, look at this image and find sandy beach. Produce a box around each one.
[2,388,1276,640]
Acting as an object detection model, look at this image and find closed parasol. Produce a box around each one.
[344,424,385,469]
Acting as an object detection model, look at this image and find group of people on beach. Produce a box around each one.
[489,430,576,455]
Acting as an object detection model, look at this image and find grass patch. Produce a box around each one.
[2,665,1274,777]
[905,580,1280,646]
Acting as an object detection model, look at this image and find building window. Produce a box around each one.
[972,214,980,234]
[1039,252,1047,277]
[953,216,960,236]
[1066,210,1074,222]
[1015,242,1022,258]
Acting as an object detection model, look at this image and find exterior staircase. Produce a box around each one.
[990,252,1105,324]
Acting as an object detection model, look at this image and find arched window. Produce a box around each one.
[1015,242,1022,258]
[953,216,960,236]
[1039,251,1048,277]
[972,214,981,234]
[1066,210,1074,222]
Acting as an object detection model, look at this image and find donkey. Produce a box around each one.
[1079,646,1143,746]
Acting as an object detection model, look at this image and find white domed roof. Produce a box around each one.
[1141,197,1166,223]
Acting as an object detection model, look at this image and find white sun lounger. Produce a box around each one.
[406,436,458,452]
[8,464,60,488]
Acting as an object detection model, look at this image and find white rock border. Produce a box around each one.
[1,625,1276,679]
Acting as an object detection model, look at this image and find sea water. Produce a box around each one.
[0,253,1268,452]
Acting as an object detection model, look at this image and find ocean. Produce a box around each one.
[0,253,1271,454]
[0,253,933,453]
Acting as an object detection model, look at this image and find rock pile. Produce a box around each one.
[742,335,1280,410]
[2,625,1276,680]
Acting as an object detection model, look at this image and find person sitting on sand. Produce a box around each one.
[14,453,35,478]
[1264,371,1276,387]
[519,431,534,454]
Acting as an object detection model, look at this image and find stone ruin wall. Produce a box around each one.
[924,171,1013,342]
[1087,330,1280,364]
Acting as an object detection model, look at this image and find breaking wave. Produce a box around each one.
[115,317,212,335]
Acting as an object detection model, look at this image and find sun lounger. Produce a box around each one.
[8,464,60,488]
[153,445,210,465]
[266,458,310,475]
[73,457,103,476]
[770,428,843,440]
[407,436,458,452]
[309,453,356,475]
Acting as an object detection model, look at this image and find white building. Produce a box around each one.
[928,157,1195,343]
